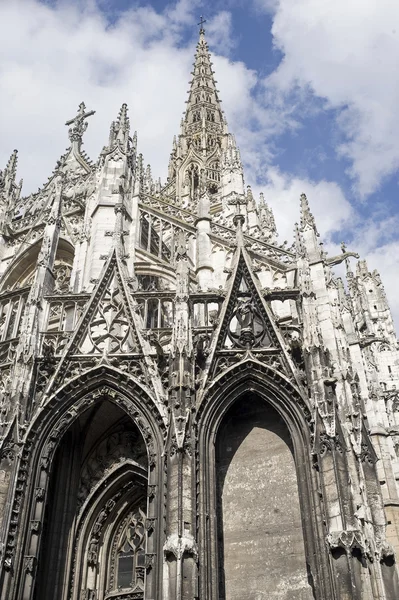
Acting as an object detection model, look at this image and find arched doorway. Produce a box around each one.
[215,393,314,600]
[33,399,149,600]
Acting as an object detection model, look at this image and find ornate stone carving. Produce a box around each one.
[327,529,368,556]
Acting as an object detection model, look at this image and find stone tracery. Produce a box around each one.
[0,22,398,600]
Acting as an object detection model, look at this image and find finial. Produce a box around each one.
[65,102,95,147]
[198,15,206,34]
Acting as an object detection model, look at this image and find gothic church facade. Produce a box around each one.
[0,26,399,600]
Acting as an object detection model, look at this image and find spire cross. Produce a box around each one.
[198,15,206,33]
[65,102,95,145]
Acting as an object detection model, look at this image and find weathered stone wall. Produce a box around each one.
[216,396,314,600]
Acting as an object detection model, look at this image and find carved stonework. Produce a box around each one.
[1,24,399,600]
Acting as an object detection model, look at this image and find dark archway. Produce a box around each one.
[197,363,334,600]
[33,400,148,600]
[1,370,166,600]
[216,394,314,600]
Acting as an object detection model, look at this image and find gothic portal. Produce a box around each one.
[0,24,399,600]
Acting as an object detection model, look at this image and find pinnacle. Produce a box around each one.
[299,192,318,234]
[6,150,18,179]
[117,103,129,127]
[109,103,130,149]
[2,149,19,191]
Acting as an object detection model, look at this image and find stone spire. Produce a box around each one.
[181,24,226,152]
[165,25,244,211]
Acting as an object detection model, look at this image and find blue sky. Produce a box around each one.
[1,0,398,321]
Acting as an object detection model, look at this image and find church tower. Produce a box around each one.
[0,24,399,600]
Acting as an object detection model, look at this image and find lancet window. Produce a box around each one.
[206,110,215,122]
[192,299,221,328]
[0,291,27,342]
[111,508,147,591]
[46,298,87,332]
[207,160,220,182]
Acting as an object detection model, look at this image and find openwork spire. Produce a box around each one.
[182,25,226,148]
[164,26,243,209]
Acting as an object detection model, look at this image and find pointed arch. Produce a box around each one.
[1,368,166,600]
[196,360,335,600]
[70,461,149,600]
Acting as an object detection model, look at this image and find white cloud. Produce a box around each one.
[0,1,246,194]
[206,11,235,54]
[0,0,193,191]
[259,0,399,197]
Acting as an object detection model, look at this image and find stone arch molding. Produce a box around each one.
[40,364,168,425]
[1,369,166,600]
[196,360,333,600]
[198,357,313,430]
[71,463,148,600]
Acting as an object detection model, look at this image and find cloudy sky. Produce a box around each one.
[1,0,399,324]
